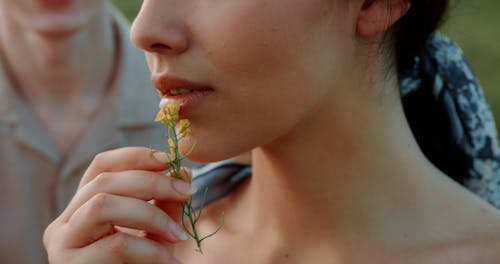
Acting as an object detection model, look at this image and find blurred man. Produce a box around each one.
[0,1,162,262]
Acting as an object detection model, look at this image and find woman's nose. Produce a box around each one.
[130,1,189,55]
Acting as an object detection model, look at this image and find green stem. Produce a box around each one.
[186,203,203,253]
[161,122,222,254]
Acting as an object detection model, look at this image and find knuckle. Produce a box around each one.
[93,172,112,187]
[90,151,110,170]
[108,233,129,258]
[146,172,160,194]
[108,233,171,264]
[146,205,164,227]
[42,218,64,248]
[88,193,112,215]
[42,222,54,248]
[43,221,70,263]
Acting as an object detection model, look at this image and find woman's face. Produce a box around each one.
[131,0,360,162]
[0,0,105,36]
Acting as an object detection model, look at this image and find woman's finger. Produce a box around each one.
[156,167,193,217]
[75,232,182,264]
[62,194,189,248]
[154,167,194,228]
[79,147,172,189]
[61,170,195,220]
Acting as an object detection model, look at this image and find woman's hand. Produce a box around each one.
[43,147,194,264]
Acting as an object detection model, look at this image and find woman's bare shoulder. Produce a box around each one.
[395,235,500,264]
[476,221,500,262]
[394,208,500,263]
[460,207,500,262]
[447,215,500,263]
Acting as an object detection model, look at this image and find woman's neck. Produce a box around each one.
[0,7,115,112]
[241,71,474,253]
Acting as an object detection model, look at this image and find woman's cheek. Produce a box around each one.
[191,4,298,80]
[208,28,287,78]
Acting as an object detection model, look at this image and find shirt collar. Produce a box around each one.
[0,8,159,174]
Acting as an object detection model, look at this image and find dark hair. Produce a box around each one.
[394,0,449,73]
[394,0,468,183]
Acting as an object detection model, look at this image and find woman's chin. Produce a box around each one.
[181,147,228,164]
[179,138,247,164]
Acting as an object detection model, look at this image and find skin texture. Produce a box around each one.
[44,0,500,263]
[131,0,356,163]
[44,148,190,264]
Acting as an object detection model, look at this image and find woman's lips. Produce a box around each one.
[153,75,214,115]
[159,89,213,112]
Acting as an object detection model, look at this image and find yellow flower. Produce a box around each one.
[154,109,168,125]
[155,103,181,128]
[166,103,180,123]
[168,138,176,159]
[178,119,191,138]
[151,101,219,252]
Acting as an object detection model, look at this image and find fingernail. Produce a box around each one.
[172,179,197,195]
[168,221,189,241]
[152,151,170,163]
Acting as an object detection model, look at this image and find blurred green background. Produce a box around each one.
[112,0,500,127]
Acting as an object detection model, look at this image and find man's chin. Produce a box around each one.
[29,11,92,37]
[34,25,82,39]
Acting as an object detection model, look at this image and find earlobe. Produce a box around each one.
[356,0,411,37]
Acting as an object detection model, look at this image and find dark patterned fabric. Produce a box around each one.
[192,33,500,210]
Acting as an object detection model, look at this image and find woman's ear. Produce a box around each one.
[356,0,411,37]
